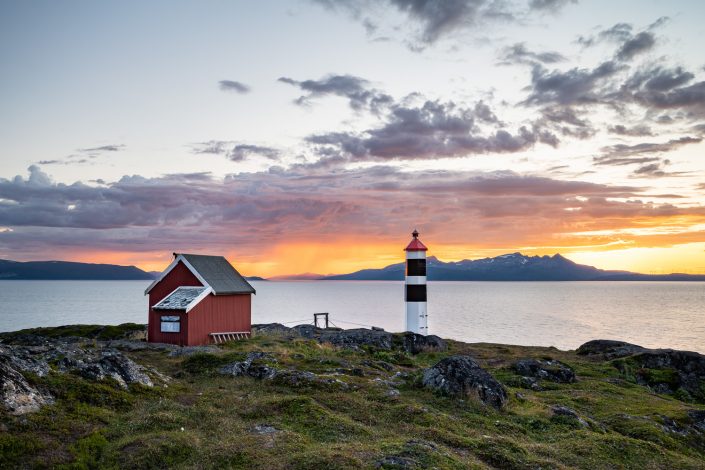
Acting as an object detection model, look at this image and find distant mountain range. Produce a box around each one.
[2,253,704,281]
[0,259,266,282]
[0,259,154,281]
[321,253,705,281]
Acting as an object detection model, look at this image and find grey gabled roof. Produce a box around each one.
[179,253,256,295]
[153,286,208,310]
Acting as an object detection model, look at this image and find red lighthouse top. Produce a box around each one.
[404,229,428,252]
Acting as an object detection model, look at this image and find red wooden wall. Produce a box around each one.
[187,294,251,345]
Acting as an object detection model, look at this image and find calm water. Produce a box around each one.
[0,280,703,353]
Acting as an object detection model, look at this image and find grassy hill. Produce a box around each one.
[1,324,704,469]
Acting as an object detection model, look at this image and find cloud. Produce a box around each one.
[498,42,566,66]
[80,144,125,153]
[4,164,705,264]
[218,80,251,94]
[312,0,577,49]
[616,31,656,61]
[607,124,653,137]
[594,136,702,166]
[307,99,558,161]
[190,141,280,162]
[35,144,125,166]
[529,0,577,12]
[525,61,623,106]
[278,74,392,113]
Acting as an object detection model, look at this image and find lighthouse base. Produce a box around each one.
[405,302,428,335]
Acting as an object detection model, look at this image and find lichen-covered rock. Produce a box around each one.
[513,358,576,383]
[688,410,705,432]
[576,340,647,359]
[219,351,277,380]
[422,355,507,409]
[320,328,393,350]
[617,349,705,402]
[0,356,53,415]
[400,332,447,354]
[59,350,153,389]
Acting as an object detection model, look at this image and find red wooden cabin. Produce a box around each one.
[145,253,255,346]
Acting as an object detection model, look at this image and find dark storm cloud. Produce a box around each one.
[312,0,577,49]
[498,43,566,66]
[278,75,393,113]
[190,141,280,162]
[218,80,251,94]
[307,99,558,161]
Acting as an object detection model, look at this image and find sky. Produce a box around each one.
[1,0,705,277]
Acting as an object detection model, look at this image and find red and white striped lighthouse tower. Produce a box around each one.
[404,229,428,335]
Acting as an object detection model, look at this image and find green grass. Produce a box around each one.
[0,323,145,342]
[1,331,704,469]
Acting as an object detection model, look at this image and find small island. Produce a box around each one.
[1,323,704,468]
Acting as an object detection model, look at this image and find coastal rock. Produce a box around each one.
[399,332,447,355]
[616,349,705,401]
[513,358,576,383]
[58,350,153,389]
[219,351,277,380]
[576,340,647,359]
[550,405,588,427]
[319,328,393,350]
[0,356,53,415]
[252,323,294,336]
[422,355,508,409]
[688,410,705,432]
[0,345,51,377]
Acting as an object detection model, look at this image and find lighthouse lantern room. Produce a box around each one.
[404,229,428,335]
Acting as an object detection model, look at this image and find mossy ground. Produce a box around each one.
[1,330,704,469]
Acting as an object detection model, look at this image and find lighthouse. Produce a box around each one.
[404,229,428,335]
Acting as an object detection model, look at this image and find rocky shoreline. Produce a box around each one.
[1,323,705,468]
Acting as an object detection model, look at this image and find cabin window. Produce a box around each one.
[405,284,427,302]
[160,315,181,333]
[406,258,426,276]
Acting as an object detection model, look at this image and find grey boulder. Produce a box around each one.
[422,355,507,409]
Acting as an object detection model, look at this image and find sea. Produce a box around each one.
[0,280,703,353]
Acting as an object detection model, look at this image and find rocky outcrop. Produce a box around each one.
[576,340,647,359]
[253,323,395,350]
[320,328,393,350]
[550,405,588,427]
[399,332,447,355]
[219,352,278,380]
[513,358,576,384]
[57,350,153,389]
[577,340,705,403]
[422,355,507,409]
[0,355,53,415]
[218,351,349,389]
[0,336,155,414]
